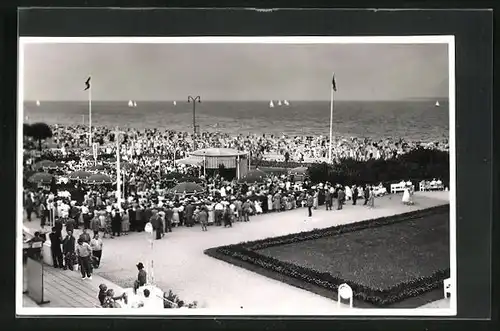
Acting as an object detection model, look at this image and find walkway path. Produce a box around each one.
[22,191,450,311]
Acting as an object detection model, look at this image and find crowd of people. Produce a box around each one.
[22,123,447,308]
[32,124,449,164]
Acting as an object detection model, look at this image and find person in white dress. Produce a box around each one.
[402,186,411,205]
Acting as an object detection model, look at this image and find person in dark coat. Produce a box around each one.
[364,185,370,205]
[337,188,345,210]
[352,185,358,205]
[111,209,122,237]
[79,228,91,244]
[185,202,195,227]
[223,205,233,228]
[62,230,76,270]
[164,205,173,233]
[135,206,143,232]
[65,217,76,233]
[306,194,314,219]
[128,207,137,232]
[325,189,332,210]
[150,210,162,240]
[49,226,64,268]
[54,217,63,240]
[140,206,149,232]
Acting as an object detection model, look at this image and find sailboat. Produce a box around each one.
[283,100,290,106]
[173,101,177,106]
[128,100,134,107]
[36,100,40,106]
[278,100,282,106]
[269,100,274,108]
[435,100,440,107]
[133,101,138,107]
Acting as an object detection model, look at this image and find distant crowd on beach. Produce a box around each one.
[30,124,449,164]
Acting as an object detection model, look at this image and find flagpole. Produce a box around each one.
[88,78,92,147]
[115,126,122,212]
[328,87,334,163]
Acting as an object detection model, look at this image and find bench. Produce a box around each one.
[390,182,414,194]
[419,180,445,192]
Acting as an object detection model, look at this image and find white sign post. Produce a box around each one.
[144,222,154,285]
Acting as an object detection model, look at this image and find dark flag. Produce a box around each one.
[332,73,337,92]
[84,76,91,91]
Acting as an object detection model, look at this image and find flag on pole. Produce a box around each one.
[84,76,91,91]
[332,73,337,92]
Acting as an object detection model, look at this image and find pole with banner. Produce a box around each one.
[328,73,337,164]
[84,76,92,147]
[115,126,123,212]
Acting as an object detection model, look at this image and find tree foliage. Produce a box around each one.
[25,122,53,151]
[307,148,449,188]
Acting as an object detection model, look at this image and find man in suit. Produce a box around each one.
[306,193,314,219]
[164,205,173,233]
[325,189,332,210]
[150,210,162,240]
[184,202,195,227]
[352,185,358,205]
[49,227,64,268]
[364,185,370,205]
[337,188,345,210]
[65,216,76,233]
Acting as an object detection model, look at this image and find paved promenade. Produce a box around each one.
[22,262,124,308]
[22,191,451,311]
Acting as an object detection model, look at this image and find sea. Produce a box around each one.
[23,100,449,142]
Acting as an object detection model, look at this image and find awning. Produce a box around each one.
[175,157,203,166]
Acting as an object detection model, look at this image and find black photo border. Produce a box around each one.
[0,5,496,331]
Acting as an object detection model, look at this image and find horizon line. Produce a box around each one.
[24,98,449,103]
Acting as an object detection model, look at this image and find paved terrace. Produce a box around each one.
[23,262,123,308]
[22,191,450,310]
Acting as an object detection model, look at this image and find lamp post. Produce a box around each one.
[187,95,201,135]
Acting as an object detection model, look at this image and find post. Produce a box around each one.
[88,82,92,147]
[188,95,201,136]
[203,156,206,178]
[192,102,196,135]
[115,127,122,212]
[82,115,85,126]
[144,223,154,285]
[328,87,334,163]
[123,171,126,201]
[236,155,240,180]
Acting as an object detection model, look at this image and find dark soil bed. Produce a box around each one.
[204,205,450,308]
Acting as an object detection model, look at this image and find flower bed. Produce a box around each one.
[205,205,450,307]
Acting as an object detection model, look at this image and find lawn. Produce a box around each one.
[205,204,450,307]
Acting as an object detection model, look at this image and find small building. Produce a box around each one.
[188,148,250,180]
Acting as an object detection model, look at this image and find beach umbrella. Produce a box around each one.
[28,172,54,185]
[54,162,68,169]
[169,182,204,195]
[68,170,92,180]
[85,173,113,185]
[238,169,268,184]
[88,164,107,171]
[33,160,56,171]
[289,166,308,175]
